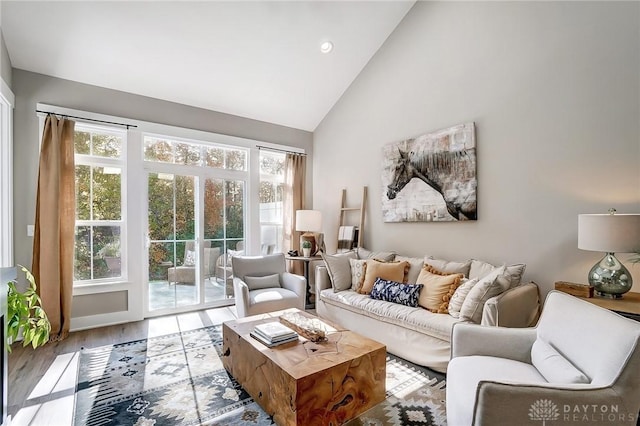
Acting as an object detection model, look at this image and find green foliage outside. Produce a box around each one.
[73,132,285,282]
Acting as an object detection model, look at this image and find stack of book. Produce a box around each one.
[250,321,298,347]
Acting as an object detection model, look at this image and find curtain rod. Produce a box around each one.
[257,145,306,156]
[36,109,138,129]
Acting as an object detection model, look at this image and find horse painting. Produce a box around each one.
[382,123,477,222]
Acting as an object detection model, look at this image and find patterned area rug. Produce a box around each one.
[73,325,447,426]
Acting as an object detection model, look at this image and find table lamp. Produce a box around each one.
[578,209,640,298]
[295,210,322,256]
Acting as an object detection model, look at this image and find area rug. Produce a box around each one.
[73,325,447,426]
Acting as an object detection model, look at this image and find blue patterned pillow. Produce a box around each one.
[370,278,423,307]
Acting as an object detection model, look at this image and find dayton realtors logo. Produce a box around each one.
[528,399,638,424]
[529,399,560,425]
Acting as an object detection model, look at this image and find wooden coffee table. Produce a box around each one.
[222,308,386,426]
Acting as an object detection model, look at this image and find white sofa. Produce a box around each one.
[447,291,640,425]
[314,252,540,373]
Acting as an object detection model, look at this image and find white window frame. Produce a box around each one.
[259,150,285,254]
[73,122,128,286]
[0,78,14,267]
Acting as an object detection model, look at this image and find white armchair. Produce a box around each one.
[232,253,306,318]
[447,290,640,426]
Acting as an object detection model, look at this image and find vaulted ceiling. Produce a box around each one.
[1,1,415,131]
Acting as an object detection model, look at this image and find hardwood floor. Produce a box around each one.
[7,306,238,426]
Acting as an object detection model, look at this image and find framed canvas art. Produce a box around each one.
[382,122,476,222]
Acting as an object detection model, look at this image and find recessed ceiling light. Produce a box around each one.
[320,41,334,54]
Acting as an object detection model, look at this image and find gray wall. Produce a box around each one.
[313,1,640,295]
[13,69,313,319]
[0,30,10,87]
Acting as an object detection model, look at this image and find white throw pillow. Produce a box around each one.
[349,258,367,292]
[448,278,479,318]
[459,266,508,323]
[531,339,589,384]
[244,273,281,291]
[469,259,526,288]
[322,251,357,292]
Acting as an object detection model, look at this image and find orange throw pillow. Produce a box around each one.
[416,265,463,313]
[359,260,410,294]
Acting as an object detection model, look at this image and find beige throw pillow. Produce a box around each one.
[448,278,480,318]
[416,265,463,313]
[395,256,425,284]
[359,260,409,294]
[356,247,396,262]
[469,259,526,288]
[459,266,508,323]
[349,258,367,292]
[321,251,357,292]
[424,257,472,277]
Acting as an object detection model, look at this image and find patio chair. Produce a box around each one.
[167,241,220,284]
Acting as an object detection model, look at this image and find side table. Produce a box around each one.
[555,282,640,321]
[285,255,322,309]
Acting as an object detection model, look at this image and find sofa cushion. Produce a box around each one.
[447,355,547,426]
[395,256,425,283]
[531,339,590,384]
[459,266,509,323]
[370,278,423,307]
[416,265,463,313]
[356,247,396,262]
[320,288,462,341]
[244,273,280,291]
[360,260,410,294]
[424,257,472,277]
[349,258,367,292]
[469,259,526,288]
[321,251,357,292]
[448,278,479,319]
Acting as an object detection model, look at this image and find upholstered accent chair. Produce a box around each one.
[232,253,306,318]
[447,291,640,426]
[167,241,220,285]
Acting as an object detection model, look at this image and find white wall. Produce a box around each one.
[313,1,640,295]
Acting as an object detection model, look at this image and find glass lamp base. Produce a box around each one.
[588,253,632,299]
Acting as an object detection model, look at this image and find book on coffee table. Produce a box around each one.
[251,321,298,347]
[250,331,298,347]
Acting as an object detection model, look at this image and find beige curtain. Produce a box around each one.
[283,153,305,275]
[32,115,76,341]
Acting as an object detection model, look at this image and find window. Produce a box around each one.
[73,125,126,283]
[259,151,285,254]
[144,136,247,171]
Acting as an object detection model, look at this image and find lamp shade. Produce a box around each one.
[296,210,322,232]
[578,213,640,253]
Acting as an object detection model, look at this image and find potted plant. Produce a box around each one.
[7,265,51,352]
[97,240,121,272]
[301,240,312,257]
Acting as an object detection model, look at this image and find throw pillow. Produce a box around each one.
[370,278,423,307]
[415,265,464,313]
[531,339,589,384]
[321,251,357,292]
[349,258,367,292]
[356,247,396,262]
[359,260,410,294]
[448,278,479,318]
[424,257,472,277]
[244,273,281,291]
[459,266,509,323]
[184,250,196,266]
[469,259,526,288]
[395,256,425,284]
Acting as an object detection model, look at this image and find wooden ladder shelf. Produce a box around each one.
[337,186,367,250]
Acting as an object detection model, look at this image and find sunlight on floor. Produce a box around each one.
[10,306,238,426]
